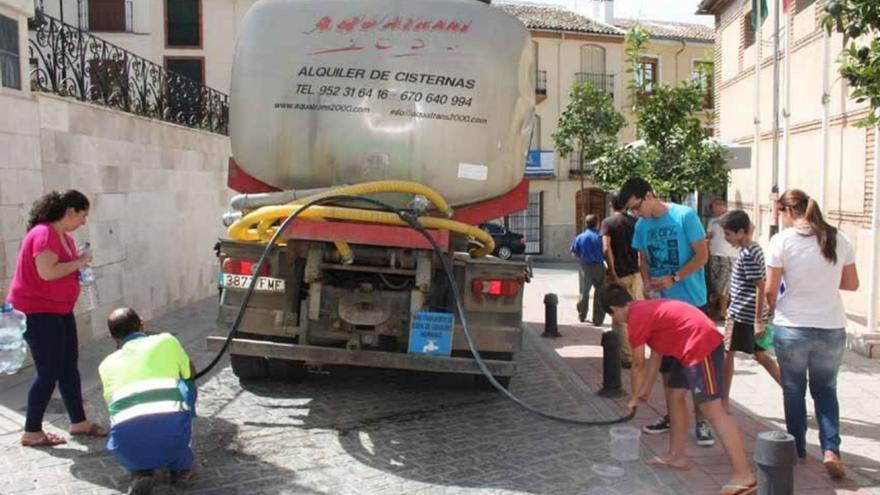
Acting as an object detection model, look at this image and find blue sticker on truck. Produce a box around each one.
[408,311,454,356]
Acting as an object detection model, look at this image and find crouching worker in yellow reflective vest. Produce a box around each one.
[98,307,197,495]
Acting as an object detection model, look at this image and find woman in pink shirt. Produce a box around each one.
[8,190,107,447]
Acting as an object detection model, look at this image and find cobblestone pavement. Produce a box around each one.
[0,297,687,495]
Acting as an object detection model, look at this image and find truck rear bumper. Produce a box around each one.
[207,337,516,377]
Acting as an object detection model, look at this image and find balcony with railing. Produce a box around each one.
[535,70,547,103]
[567,151,593,177]
[27,10,228,135]
[573,72,614,100]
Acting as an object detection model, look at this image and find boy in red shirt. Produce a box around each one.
[605,283,757,495]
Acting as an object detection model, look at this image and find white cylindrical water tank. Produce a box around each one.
[230,0,535,206]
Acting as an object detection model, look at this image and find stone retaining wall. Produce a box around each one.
[0,92,231,340]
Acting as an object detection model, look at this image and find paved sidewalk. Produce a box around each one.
[523,263,880,495]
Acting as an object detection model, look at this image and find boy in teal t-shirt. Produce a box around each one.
[619,178,713,446]
[632,203,707,306]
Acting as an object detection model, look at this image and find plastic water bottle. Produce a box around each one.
[0,302,28,375]
[77,242,100,312]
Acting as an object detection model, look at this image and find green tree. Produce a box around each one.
[624,25,651,137]
[553,82,626,165]
[624,26,651,105]
[822,0,880,126]
[591,26,728,202]
[592,82,728,202]
[553,81,626,197]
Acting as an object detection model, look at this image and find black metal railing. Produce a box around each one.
[536,70,547,96]
[27,11,228,135]
[567,151,593,177]
[574,72,614,98]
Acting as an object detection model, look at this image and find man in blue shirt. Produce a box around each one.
[619,177,714,447]
[570,214,606,326]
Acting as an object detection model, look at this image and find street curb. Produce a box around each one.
[523,323,605,406]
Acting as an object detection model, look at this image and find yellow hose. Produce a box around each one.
[288,180,451,264]
[257,181,454,260]
[229,201,495,257]
[291,181,452,216]
[255,216,353,263]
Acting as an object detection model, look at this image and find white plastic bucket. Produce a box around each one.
[609,426,640,462]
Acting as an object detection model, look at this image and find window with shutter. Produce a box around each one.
[88,0,127,32]
[0,15,20,90]
[166,0,201,47]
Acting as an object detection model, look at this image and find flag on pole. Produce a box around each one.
[752,0,768,28]
[782,0,794,13]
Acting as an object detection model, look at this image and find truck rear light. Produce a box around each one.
[222,258,270,276]
[472,278,520,296]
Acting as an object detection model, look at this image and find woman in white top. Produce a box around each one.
[766,189,859,480]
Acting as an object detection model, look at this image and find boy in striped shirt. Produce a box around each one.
[720,210,782,413]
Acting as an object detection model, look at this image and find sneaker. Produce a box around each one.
[642,415,670,435]
[128,472,155,495]
[696,420,715,446]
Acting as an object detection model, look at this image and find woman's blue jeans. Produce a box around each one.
[773,325,846,458]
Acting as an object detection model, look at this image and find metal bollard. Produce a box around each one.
[597,329,624,397]
[542,293,561,338]
[754,431,797,495]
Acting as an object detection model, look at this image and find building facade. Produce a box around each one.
[2,0,231,339]
[31,0,714,262]
[498,2,714,260]
[1,0,32,95]
[33,0,254,91]
[697,0,879,334]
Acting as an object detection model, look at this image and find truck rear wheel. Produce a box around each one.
[267,358,307,382]
[230,355,268,380]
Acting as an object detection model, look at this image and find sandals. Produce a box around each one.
[70,422,108,438]
[21,431,67,447]
[646,456,692,471]
[717,482,757,495]
[21,422,107,447]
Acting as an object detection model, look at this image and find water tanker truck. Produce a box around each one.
[207,0,536,386]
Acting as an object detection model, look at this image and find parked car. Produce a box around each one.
[479,223,526,260]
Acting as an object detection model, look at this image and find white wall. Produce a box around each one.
[715,0,880,329]
[0,0,33,16]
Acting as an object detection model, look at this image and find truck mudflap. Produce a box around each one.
[207,337,516,377]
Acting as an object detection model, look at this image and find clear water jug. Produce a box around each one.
[0,302,28,375]
[609,426,640,462]
[77,242,99,311]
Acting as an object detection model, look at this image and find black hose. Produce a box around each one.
[194,195,634,425]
